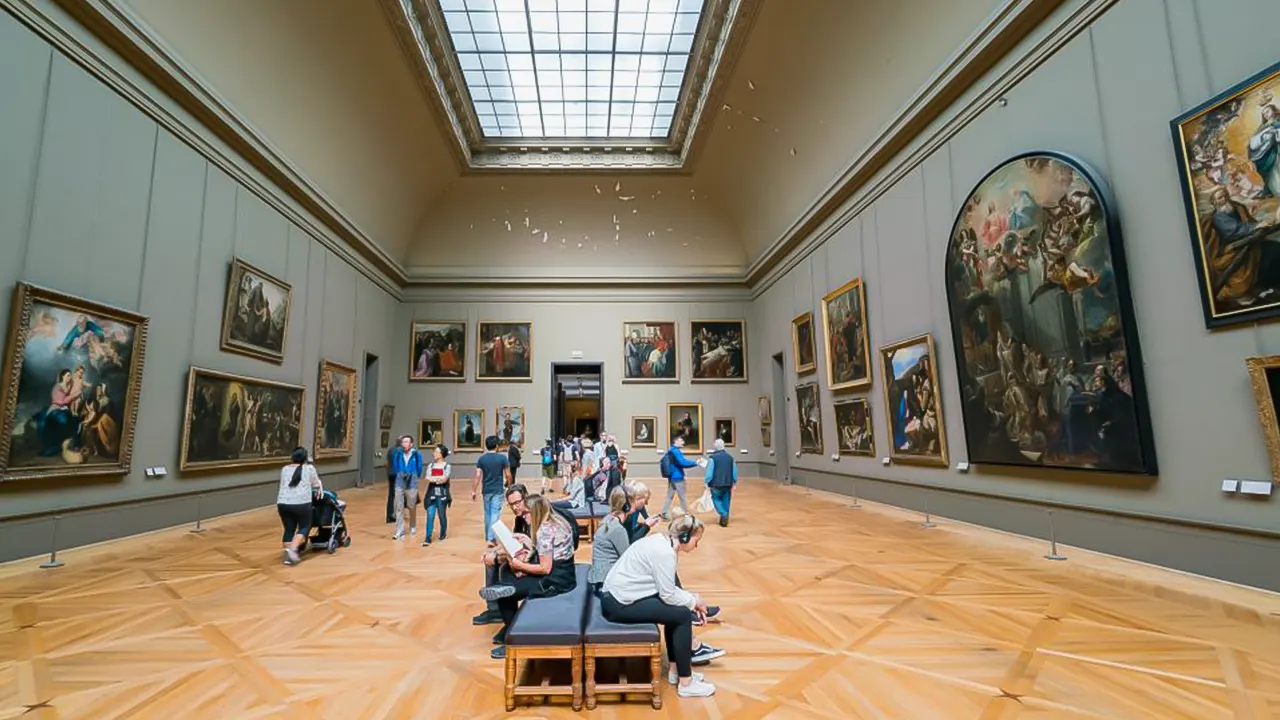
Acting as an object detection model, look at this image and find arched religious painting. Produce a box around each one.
[943,152,1157,475]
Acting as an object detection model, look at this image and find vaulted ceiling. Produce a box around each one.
[120,0,1005,281]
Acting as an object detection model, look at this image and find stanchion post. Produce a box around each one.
[850,480,861,509]
[1044,509,1067,561]
[190,494,207,534]
[40,515,65,569]
[921,490,937,528]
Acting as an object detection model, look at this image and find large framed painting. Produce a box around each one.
[477,321,533,381]
[0,283,149,482]
[409,321,466,381]
[623,321,677,382]
[179,367,305,472]
[795,381,823,454]
[944,151,1156,474]
[313,359,356,460]
[714,417,736,447]
[821,278,872,392]
[496,405,526,448]
[455,408,485,450]
[1172,61,1280,328]
[690,320,747,382]
[632,415,657,448]
[834,398,875,457]
[792,312,817,375]
[418,418,444,448]
[220,258,291,364]
[667,402,703,454]
[1246,355,1280,482]
[879,334,947,467]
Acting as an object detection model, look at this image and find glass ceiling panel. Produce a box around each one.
[439,0,706,139]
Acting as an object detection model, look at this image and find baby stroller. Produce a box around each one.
[305,489,351,554]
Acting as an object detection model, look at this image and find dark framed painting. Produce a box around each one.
[623,321,678,382]
[761,424,771,448]
[792,312,817,375]
[379,430,390,449]
[1171,61,1280,328]
[418,418,444,448]
[714,417,736,447]
[667,402,703,454]
[409,321,466,381]
[944,151,1156,475]
[477,321,533,381]
[219,257,291,364]
[834,398,875,457]
[795,381,823,454]
[690,320,747,382]
[821,278,872,392]
[1245,355,1280,483]
[879,334,947,467]
[0,283,149,482]
[379,404,395,430]
[632,415,657,448]
[179,367,305,472]
[313,359,356,460]
[495,405,525,449]
[454,408,485,450]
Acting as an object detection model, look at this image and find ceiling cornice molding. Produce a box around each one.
[747,0,1125,295]
[11,0,408,298]
[402,282,752,304]
[678,0,762,168]
[404,264,745,284]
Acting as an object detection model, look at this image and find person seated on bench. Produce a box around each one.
[474,484,532,626]
[621,481,662,543]
[591,487,725,673]
[600,515,717,698]
[479,494,578,660]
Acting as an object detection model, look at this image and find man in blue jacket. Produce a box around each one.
[389,435,425,539]
[704,438,739,526]
[661,435,701,519]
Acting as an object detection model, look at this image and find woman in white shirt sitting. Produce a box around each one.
[600,514,716,698]
[277,447,323,566]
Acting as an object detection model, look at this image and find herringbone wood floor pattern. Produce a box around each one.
[2,478,1279,719]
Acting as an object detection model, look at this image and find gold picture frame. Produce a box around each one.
[418,418,445,448]
[666,402,704,454]
[179,367,305,472]
[495,405,526,449]
[757,396,772,424]
[379,404,395,430]
[792,311,817,375]
[409,320,467,381]
[821,277,872,392]
[833,397,875,457]
[795,381,824,454]
[454,408,485,450]
[878,334,948,467]
[477,321,533,381]
[622,320,679,382]
[313,359,357,460]
[1246,355,1280,482]
[690,320,747,383]
[632,415,658,448]
[0,283,150,482]
[219,257,292,364]
[761,424,772,448]
[713,417,736,447]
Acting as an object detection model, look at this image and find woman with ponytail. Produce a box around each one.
[277,446,323,565]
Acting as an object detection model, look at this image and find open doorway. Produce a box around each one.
[771,352,790,484]
[359,352,380,488]
[551,362,604,442]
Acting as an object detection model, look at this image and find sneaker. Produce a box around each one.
[676,678,716,697]
[490,645,507,660]
[438,533,447,541]
[478,585,517,602]
[472,609,503,625]
[410,526,417,536]
[392,532,404,540]
[719,515,728,527]
[421,538,432,547]
[690,643,725,665]
[668,670,704,685]
[282,550,292,566]
[284,549,300,566]
[705,606,721,620]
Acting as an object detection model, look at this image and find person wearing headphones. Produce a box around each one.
[600,514,717,698]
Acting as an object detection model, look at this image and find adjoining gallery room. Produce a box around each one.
[3,0,1280,717]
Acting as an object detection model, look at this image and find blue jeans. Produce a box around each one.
[710,486,733,518]
[425,500,448,539]
[483,492,503,541]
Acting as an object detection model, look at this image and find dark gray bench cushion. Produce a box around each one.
[584,591,660,644]
[571,503,608,519]
[506,564,589,646]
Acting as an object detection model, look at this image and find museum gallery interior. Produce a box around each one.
[2,0,1280,716]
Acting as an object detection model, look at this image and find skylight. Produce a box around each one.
[439,0,706,139]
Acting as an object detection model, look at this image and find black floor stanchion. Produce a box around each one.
[1044,510,1067,561]
[920,490,937,528]
[190,494,207,534]
[40,515,65,569]
[850,480,861,509]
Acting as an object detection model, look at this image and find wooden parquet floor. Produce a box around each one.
[2,478,1280,719]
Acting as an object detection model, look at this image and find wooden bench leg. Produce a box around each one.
[650,645,662,710]
[584,649,597,710]
[505,649,517,711]
[571,646,584,711]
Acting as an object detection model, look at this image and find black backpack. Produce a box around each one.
[659,449,674,479]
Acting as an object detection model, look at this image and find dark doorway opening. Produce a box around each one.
[360,352,380,488]
[551,362,604,442]
[771,352,790,484]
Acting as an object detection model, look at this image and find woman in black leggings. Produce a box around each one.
[599,514,716,698]
[276,447,323,565]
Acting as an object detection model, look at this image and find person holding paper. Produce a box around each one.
[478,494,577,660]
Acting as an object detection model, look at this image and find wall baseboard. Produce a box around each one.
[756,463,1280,593]
[0,469,361,564]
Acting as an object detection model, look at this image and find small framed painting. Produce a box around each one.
[379,404,395,430]
[418,418,445,448]
[409,321,466,381]
[792,311,817,375]
[757,396,772,424]
[667,402,704,454]
[713,417,736,447]
[219,257,292,364]
[761,424,772,448]
[632,416,658,447]
[379,430,390,449]
[833,397,875,457]
[496,405,525,448]
[455,408,485,450]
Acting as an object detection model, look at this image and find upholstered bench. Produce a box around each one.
[503,564,590,712]
[570,503,608,539]
[582,590,663,710]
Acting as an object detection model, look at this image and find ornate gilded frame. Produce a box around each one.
[418,418,445,448]
[666,402,704,454]
[408,320,467,382]
[219,257,292,364]
[794,381,824,454]
[495,405,526,449]
[791,311,817,375]
[179,367,305,472]
[1246,355,1280,482]
[821,277,872,392]
[714,417,736,447]
[833,397,876,458]
[690,319,748,383]
[454,407,486,450]
[622,321,679,383]
[476,321,534,382]
[0,283,149,482]
[631,415,658,448]
[878,334,948,467]
[313,359,357,460]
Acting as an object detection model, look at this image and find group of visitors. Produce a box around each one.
[383,435,455,544]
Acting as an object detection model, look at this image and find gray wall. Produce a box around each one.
[0,11,398,561]
[749,0,1280,582]
[392,300,763,474]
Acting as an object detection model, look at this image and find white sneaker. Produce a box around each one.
[677,679,716,697]
[668,670,704,685]
[410,526,417,536]
[392,532,404,540]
